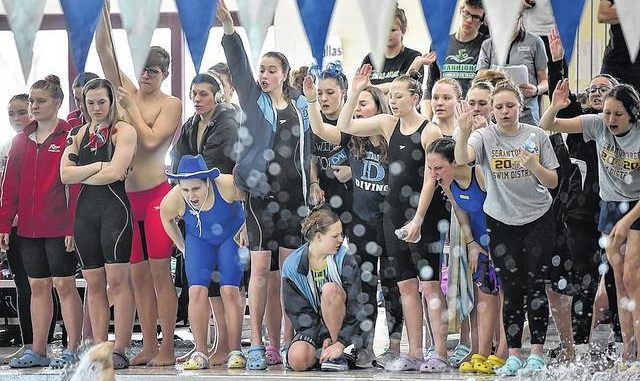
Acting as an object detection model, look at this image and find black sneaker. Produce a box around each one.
[321,357,348,372]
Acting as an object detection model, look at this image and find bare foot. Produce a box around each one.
[129,348,159,366]
[147,351,176,367]
[208,350,229,367]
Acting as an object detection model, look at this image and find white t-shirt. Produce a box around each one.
[469,123,559,225]
[522,0,556,36]
[581,114,640,202]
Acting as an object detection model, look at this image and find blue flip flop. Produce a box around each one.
[8,349,50,368]
[247,345,268,370]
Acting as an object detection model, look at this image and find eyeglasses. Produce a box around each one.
[461,9,483,23]
[585,86,612,94]
[142,67,161,78]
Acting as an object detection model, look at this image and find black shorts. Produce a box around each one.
[19,236,77,279]
[245,195,304,271]
[598,200,640,235]
[74,185,133,269]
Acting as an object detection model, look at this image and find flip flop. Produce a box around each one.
[50,350,79,368]
[385,353,423,371]
[246,345,268,370]
[227,350,246,369]
[420,353,451,373]
[8,350,50,368]
[112,351,129,370]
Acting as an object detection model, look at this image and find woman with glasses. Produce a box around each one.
[421,0,487,120]
[541,81,640,365]
[543,29,622,362]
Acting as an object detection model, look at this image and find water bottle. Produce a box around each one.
[523,132,538,154]
[395,228,408,240]
[523,133,547,193]
[395,228,421,243]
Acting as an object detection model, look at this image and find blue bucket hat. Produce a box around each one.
[166,154,220,180]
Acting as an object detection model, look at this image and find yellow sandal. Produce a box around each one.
[227,350,247,369]
[459,354,486,373]
[183,351,209,370]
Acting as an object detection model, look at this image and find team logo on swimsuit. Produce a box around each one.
[48,143,61,153]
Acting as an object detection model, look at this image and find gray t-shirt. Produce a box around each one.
[581,114,640,201]
[469,123,559,225]
[478,32,548,124]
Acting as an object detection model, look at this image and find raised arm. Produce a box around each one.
[60,126,102,184]
[454,102,478,165]
[337,64,393,138]
[95,0,136,92]
[302,75,341,145]
[160,186,185,254]
[598,0,618,24]
[83,122,137,185]
[539,79,583,133]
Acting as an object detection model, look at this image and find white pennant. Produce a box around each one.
[119,0,162,79]
[236,0,279,68]
[357,0,397,71]
[2,0,46,82]
[482,0,523,66]
[613,0,640,63]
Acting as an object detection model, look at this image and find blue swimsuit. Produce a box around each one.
[183,181,245,287]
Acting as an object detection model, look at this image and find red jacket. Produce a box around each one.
[0,119,78,237]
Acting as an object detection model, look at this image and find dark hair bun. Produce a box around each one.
[44,74,61,86]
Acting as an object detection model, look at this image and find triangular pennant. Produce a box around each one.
[482,0,523,66]
[296,0,336,67]
[357,0,396,71]
[613,0,640,63]
[60,0,104,78]
[2,0,46,82]
[236,0,279,68]
[175,0,219,73]
[420,0,458,68]
[119,0,162,79]
[549,0,585,64]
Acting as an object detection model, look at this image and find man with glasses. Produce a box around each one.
[95,5,182,367]
[421,0,488,120]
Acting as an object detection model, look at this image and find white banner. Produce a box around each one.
[2,0,46,82]
[483,0,523,66]
[614,0,640,63]
[119,0,162,79]
[357,0,396,71]
[236,0,279,68]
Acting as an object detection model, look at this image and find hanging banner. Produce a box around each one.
[549,0,585,64]
[175,0,219,73]
[483,0,523,66]
[60,0,103,77]
[357,0,396,71]
[236,0,278,68]
[614,0,640,63]
[296,0,336,67]
[420,0,458,68]
[119,0,162,79]
[2,0,46,82]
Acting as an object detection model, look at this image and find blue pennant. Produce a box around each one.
[60,0,104,80]
[296,0,336,67]
[420,0,458,68]
[550,0,586,64]
[175,0,219,73]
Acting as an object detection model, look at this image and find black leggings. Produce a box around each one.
[550,218,601,344]
[487,209,555,348]
[349,217,403,347]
